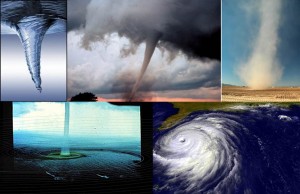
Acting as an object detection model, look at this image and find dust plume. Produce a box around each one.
[239,0,283,89]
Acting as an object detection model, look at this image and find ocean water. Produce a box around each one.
[153,103,300,194]
[14,131,141,181]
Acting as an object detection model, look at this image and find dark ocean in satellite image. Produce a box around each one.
[153,103,300,194]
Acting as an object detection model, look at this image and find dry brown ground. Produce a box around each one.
[222,86,300,102]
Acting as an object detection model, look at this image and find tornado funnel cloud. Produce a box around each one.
[78,0,220,100]
[128,33,160,101]
[1,0,66,92]
[239,0,283,89]
[17,16,51,92]
[61,102,70,156]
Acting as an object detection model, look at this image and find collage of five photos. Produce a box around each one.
[1,0,300,193]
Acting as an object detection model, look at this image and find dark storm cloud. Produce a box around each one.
[67,0,90,31]
[1,0,66,24]
[68,0,221,100]
[73,0,220,60]
[109,60,220,93]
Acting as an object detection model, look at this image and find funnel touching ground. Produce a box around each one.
[60,102,70,156]
[128,33,161,101]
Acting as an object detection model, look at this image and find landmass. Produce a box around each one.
[159,102,300,130]
[222,85,300,102]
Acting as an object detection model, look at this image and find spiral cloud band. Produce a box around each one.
[154,113,246,193]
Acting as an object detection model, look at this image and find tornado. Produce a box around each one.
[1,0,66,92]
[128,33,160,101]
[77,0,220,99]
[239,0,282,89]
[17,16,50,92]
[60,102,70,156]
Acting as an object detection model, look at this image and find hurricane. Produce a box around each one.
[153,104,300,194]
[154,113,244,193]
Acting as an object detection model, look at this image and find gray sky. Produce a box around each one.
[67,0,221,101]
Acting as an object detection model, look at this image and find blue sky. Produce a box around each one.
[222,0,300,86]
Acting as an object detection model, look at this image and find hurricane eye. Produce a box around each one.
[179,137,185,143]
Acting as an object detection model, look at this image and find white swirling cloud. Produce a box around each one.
[154,113,245,193]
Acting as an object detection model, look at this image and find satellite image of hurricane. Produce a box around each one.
[153,103,300,194]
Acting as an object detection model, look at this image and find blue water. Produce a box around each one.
[153,103,300,194]
[153,102,178,130]
[14,131,140,152]
[14,132,141,181]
